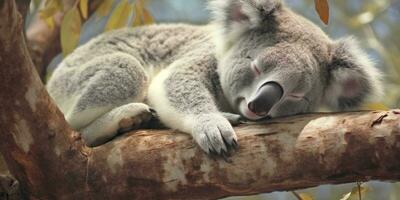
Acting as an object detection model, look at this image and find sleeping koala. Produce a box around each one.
[46,0,382,155]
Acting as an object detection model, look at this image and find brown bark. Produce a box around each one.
[0,174,20,200]
[80,110,400,199]
[0,0,400,199]
[0,1,88,199]
[16,0,30,20]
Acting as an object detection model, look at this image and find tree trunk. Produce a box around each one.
[0,0,399,199]
[0,1,88,198]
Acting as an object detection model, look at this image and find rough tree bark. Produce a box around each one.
[0,0,399,199]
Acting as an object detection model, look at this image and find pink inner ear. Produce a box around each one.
[230,3,249,22]
[342,78,361,98]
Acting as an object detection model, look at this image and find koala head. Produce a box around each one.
[210,0,383,120]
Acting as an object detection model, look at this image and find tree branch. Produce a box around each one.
[80,110,400,199]
[0,0,399,199]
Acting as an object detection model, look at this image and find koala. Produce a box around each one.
[46,0,382,156]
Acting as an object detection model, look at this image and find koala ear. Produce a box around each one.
[209,0,282,26]
[210,0,283,57]
[324,37,383,110]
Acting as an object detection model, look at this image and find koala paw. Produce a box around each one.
[117,103,155,133]
[192,113,238,156]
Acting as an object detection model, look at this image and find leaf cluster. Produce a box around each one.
[39,0,154,56]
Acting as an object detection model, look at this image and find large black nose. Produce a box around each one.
[248,82,283,116]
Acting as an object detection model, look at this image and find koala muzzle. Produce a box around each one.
[248,82,283,116]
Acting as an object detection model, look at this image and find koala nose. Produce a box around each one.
[248,82,283,116]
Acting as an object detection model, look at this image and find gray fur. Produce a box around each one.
[47,0,382,155]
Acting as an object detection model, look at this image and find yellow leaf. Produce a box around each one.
[43,17,56,29]
[299,193,314,200]
[138,0,153,25]
[44,0,63,7]
[40,0,63,18]
[340,184,368,200]
[61,7,82,56]
[79,0,89,19]
[39,0,63,28]
[131,0,154,26]
[105,0,132,31]
[39,9,55,20]
[142,8,154,24]
[363,102,389,111]
[132,3,143,26]
[96,0,114,17]
[314,0,329,25]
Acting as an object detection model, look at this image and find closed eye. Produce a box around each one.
[251,62,261,76]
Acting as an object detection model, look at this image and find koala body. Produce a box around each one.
[47,0,382,155]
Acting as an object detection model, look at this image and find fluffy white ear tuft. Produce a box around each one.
[209,0,283,25]
[208,0,283,57]
[324,37,383,110]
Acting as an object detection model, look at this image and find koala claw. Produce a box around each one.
[192,113,238,157]
[149,108,158,116]
[209,148,233,163]
[231,139,239,150]
[220,149,233,163]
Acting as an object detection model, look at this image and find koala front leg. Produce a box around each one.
[148,60,238,155]
[191,113,238,155]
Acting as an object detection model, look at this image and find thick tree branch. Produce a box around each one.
[0,0,400,199]
[80,110,400,199]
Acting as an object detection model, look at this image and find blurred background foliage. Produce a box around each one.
[27,0,400,199]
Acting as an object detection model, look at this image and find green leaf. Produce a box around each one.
[105,0,132,31]
[61,7,82,57]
